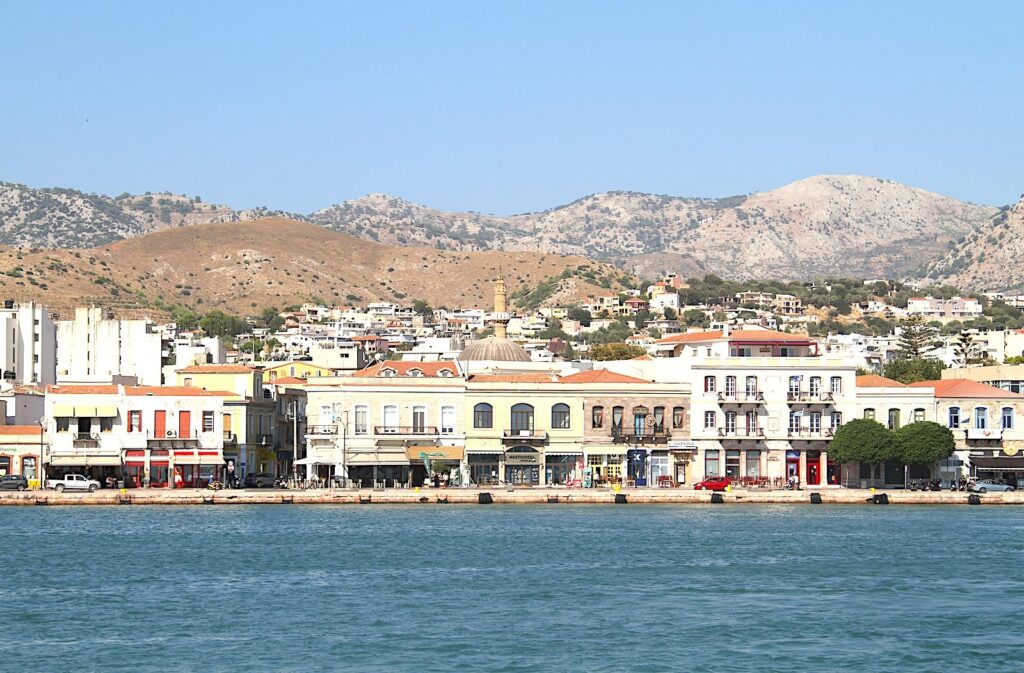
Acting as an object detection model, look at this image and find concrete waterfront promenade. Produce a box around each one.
[1,487,1021,506]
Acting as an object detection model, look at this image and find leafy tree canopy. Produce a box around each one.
[829,418,896,464]
[893,422,956,465]
[589,343,646,361]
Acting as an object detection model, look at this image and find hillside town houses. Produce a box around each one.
[2,276,1024,491]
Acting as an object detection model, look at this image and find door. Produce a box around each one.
[806,450,821,485]
[154,411,167,438]
[178,411,191,439]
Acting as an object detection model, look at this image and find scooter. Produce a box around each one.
[274,476,289,489]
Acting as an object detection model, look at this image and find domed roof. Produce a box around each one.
[458,336,531,362]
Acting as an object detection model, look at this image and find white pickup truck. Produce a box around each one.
[46,474,101,493]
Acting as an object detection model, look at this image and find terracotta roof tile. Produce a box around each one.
[909,379,1023,399]
[46,385,120,395]
[0,425,42,436]
[178,364,255,374]
[855,375,907,388]
[560,370,652,384]
[468,373,559,383]
[354,362,461,378]
[124,386,235,397]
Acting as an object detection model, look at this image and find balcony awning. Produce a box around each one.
[48,455,122,467]
[51,404,75,417]
[406,446,464,461]
[94,405,118,418]
[73,406,96,417]
[970,456,1024,470]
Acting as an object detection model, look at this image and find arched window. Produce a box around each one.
[551,403,571,429]
[591,405,604,429]
[511,403,534,433]
[672,406,685,429]
[473,403,493,429]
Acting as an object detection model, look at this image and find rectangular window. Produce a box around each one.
[830,376,842,394]
[704,411,716,429]
[830,411,842,429]
[745,450,761,478]
[704,376,716,393]
[202,411,215,432]
[56,417,70,433]
[22,456,37,479]
[913,408,925,423]
[672,407,684,430]
[383,405,399,432]
[947,407,960,429]
[128,410,142,433]
[704,450,721,477]
[591,406,604,429]
[441,406,455,434]
[887,409,900,430]
[975,407,987,430]
[1002,407,1014,430]
[745,376,758,397]
[725,411,737,433]
[789,411,801,433]
[100,417,114,432]
[809,377,821,396]
[725,450,740,478]
[864,408,875,421]
[809,412,821,433]
[789,376,801,395]
[724,376,736,396]
[354,406,368,434]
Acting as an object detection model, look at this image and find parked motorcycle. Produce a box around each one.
[274,476,290,489]
[206,480,224,491]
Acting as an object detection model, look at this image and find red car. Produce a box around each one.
[694,476,732,491]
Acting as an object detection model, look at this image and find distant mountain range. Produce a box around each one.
[0,175,1014,289]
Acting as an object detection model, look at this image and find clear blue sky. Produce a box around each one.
[2,1,1022,214]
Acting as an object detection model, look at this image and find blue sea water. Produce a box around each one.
[0,504,1022,672]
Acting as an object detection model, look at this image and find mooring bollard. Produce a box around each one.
[614,493,628,504]
[809,492,823,504]
[710,492,724,504]
[967,494,982,505]
[872,493,889,505]
[478,492,493,504]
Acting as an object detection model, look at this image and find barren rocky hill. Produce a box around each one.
[919,195,1024,291]
[0,217,628,316]
[0,182,300,248]
[310,176,996,280]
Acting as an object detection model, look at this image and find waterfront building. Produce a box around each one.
[0,425,44,484]
[0,300,56,385]
[173,364,277,477]
[852,375,938,487]
[44,384,231,487]
[56,307,164,386]
[909,378,1024,486]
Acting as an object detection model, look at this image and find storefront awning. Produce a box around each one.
[74,406,96,417]
[406,446,464,461]
[49,455,122,467]
[52,404,75,417]
[94,405,118,418]
[295,456,337,466]
[971,456,1024,470]
[346,452,410,466]
[172,452,224,465]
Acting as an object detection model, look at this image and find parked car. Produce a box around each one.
[45,474,101,493]
[0,475,29,491]
[243,472,276,488]
[969,479,1015,493]
[694,476,732,491]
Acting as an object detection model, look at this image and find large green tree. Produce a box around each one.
[828,418,896,465]
[896,315,939,358]
[199,310,248,338]
[589,343,646,361]
[882,358,945,384]
[893,422,956,465]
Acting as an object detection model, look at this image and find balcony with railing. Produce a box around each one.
[787,426,836,438]
[501,428,549,444]
[716,426,765,439]
[306,425,338,436]
[374,425,439,437]
[611,427,671,444]
[786,390,835,404]
[73,432,100,447]
[717,390,765,405]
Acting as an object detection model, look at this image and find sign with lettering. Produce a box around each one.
[504,451,540,465]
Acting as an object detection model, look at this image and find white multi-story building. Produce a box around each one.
[57,307,163,385]
[906,296,983,321]
[0,300,56,385]
[45,383,230,487]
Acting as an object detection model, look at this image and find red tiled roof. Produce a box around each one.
[354,362,461,378]
[909,379,1023,399]
[655,330,724,344]
[0,425,42,436]
[272,376,308,385]
[46,385,119,395]
[726,328,811,343]
[468,373,559,383]
[560,370,651,384]
[855,375,907,388]
[124,386,235,397]
[178,364,255,374]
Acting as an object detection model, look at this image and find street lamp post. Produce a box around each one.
[37,417,46,490]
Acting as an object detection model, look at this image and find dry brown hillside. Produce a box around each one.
[0,218,629,316]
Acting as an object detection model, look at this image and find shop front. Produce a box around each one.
[626,448,648,486]
[585,450,626,486]
[970,454,1024,487]
[47,453,123,484]
[468,452,501,485]
[505,446,541,485]
[406,446,465,487]
[171,450,224,488]
[545,452,582,486]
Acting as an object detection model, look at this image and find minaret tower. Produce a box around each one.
[493,274,510,339]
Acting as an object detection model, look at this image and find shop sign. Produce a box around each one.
[667,441,697,451]
[505,452,540,465]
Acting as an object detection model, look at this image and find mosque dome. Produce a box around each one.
[458,336,531,362]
